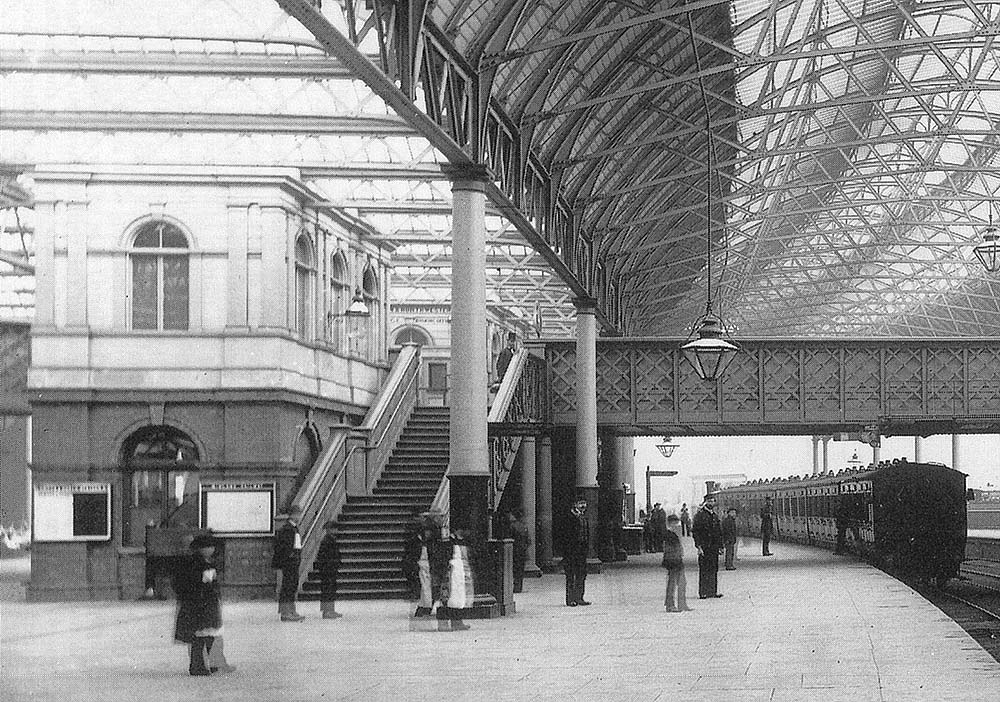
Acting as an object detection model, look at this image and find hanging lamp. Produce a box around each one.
[973,211,1000,273]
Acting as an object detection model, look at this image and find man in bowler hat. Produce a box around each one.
[691,495,724,599]
[272,508,305,621]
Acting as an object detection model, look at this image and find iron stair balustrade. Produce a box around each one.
[347,343,423,495]
[290,343,422,599]
[286,426,355,596]
[309,405,450,599]
[487,348,550,514]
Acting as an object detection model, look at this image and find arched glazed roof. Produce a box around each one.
[2,0,999,337]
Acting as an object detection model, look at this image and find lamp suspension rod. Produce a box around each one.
[686,1,713,312]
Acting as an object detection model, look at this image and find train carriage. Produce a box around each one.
[716,460,967,586]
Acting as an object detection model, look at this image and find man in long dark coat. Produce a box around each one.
[760,497,775,556]
[173,534,223,676]
[505,510,531,593]
[272,508,305,621]
[563,498,591,607]
[316,519,342,619]
[691,495,724,599]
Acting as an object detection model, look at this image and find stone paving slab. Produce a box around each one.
[2,540,999,701]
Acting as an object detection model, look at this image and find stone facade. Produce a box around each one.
[26,167,392,600]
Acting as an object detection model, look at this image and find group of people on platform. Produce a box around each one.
[662,494,776,610]
[400,511,480,630]
[168,492,784,675]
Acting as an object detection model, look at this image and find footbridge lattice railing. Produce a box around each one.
[541,338,1000,436]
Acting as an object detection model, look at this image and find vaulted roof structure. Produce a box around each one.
[2,0,1000,337]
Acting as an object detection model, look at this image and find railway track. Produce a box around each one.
[909,560,1000,664]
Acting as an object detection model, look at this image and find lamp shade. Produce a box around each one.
[344,288,371,318]
[681,314,739,381]
[656,443,678,458]
[974,226,1000,273]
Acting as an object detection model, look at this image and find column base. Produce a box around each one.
[538,561,561,575]
[465,593,507,618]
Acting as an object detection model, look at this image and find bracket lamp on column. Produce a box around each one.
[974,224,1000,273]
[679,7,739,382]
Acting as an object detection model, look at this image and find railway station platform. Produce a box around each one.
[2,539,999,702]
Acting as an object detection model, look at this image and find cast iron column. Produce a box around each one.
[914,436,924,462]
[574,297,599,559]
[443,164,490,549]
[519,436,540,576]
[536,435,554,571]
[951,433,962,472]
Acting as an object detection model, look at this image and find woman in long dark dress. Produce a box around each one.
[173,534,224,676]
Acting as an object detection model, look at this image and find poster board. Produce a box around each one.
[199,482,275,536]
[33,482,112,542]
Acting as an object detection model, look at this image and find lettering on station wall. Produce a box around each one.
[33,482,112,542]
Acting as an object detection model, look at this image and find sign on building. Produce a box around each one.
[33,482,112,542]
[199,482,275,536]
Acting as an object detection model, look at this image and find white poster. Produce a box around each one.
[199,482,274,535]
[33,483,111,542]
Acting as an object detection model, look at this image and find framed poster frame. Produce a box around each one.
[32,482,112,542]
[198,481,275,536]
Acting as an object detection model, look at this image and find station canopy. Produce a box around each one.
[2,0,999,337]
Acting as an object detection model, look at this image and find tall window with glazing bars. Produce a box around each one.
[130,220,189,330]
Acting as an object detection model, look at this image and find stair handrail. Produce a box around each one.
[488,349,527,423]
[430,475,450,533]
[285,344,422,591]
[355,342,422,493]
[287,427,354,589]
[487,348,548,509]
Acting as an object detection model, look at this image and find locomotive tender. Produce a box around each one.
[715,459,967,586]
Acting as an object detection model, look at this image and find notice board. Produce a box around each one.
[33,482,112,542]
[199,482,274,536]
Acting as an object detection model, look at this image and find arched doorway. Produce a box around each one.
[120,425,201,546]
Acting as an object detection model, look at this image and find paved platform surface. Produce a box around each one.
[3,540,999,702]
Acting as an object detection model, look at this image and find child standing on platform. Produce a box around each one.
[316,520,342,619]
[662,514,690,612]
[722,507,738,570]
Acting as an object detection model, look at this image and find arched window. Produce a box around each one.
[360,266,379,358]
[295,235,316,338]
[120,425,201,546]
[293,426,319,476]
[329,251,349,349]
[130,220,189,330]
[392,326,431,347]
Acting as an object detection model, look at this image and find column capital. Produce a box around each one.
[572,297,598,313]
[440,162,493,190]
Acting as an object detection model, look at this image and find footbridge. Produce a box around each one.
[532,338,1000,437]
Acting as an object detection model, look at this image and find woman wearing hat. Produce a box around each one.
[173,533,224,676]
